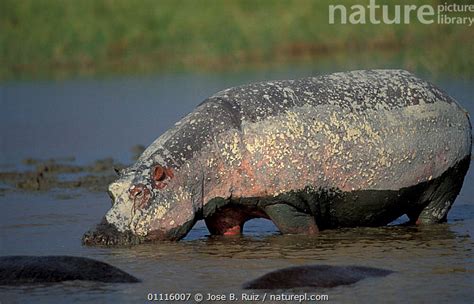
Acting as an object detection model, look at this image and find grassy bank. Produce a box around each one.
[1,0,473,80]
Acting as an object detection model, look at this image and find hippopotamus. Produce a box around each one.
[243,265,393,289]
[0,256,139,284]
[83,69,472,246]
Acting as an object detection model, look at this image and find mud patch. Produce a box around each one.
[0,157,126,193]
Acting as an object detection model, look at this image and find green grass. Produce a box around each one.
[1,0,473,80]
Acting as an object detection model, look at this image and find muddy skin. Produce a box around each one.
[83,70,472,246]
[243,265,394,289]
[0,256,140,285]
[201,154,470,231]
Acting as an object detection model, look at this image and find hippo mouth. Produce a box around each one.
[82,218,145,247]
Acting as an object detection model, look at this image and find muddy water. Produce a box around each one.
[0,71,473,303]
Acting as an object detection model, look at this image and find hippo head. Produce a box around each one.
[82,161,200,246]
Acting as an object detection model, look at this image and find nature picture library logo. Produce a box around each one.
[329,0,474,26]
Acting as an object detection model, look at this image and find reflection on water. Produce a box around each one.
[1,190,472,303]
[128,223,472,262]
[0,71,473,303]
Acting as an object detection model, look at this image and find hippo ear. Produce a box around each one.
[164,167,174,179]
[153,165,166,182]
[152,165,174,182]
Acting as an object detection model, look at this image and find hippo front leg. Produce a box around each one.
[204,203,269,236]
[205,206,247,236]
[264,204,319,235]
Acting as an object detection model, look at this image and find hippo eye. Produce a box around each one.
[129,184,146,200]
[129,184,152,210]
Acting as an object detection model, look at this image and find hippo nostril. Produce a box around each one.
[108,182,130,205]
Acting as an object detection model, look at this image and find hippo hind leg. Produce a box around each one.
[409,185,460,225]
[407,156,470,224]
[264,203,319,235]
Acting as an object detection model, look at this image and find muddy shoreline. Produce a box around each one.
[0,145,145,195]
